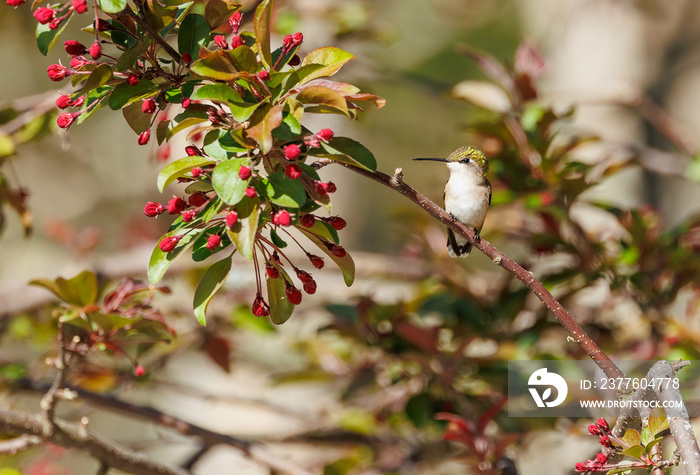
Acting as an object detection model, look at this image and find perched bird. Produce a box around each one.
[414,146,492,257]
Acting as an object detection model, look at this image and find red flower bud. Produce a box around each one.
[300,214,315,228]
[89,40,101,60]
[258,70,270,81]
[326,181,337,193]
[285,283,302,305]
[137,129,150,145]
[595,453,607,464]
[229,11,242,33]
[56,112,78,129]
[56,94,72,109]
[33,7,54,24]
[134,364,145,377]
[588,424,602,436]
[191,167,204,178]
[272,210,292,227]
[304,136,320,148]
[142,98,156,114]
[283,32,303,50]
[181,52,192,63]
[214,35,228,49]
[596,418,609,432]
[285,164,302,179]
[159,235,182,252]
[127,74,140,86]
[49,18,62,29]
[188,192,207,207]
[230,35,244,49]
[225,211,238,227]
[70,96,85,107]
[574,463,586,472]
[64,40,86,55]
[314,180,329,195]
[181,209,197,222]
[327,216,346,230]
[143,201,165,217]
[206,234,221,250]
[72,0,87,13]
[70,56,89,69]
[47,64,70,82]
[182,98,191,109]
[296,269,313,282]
[599,435,611,447]
[284,144,301,160]
[238,165,252,180]
[327,243,346,257]
[309,255,324,269]
[167,196,187,215]
[6,0,27,6]
[317,128,334,142]
[303,280,317,295]
[266,264,279,279]
[245,187,256,198]
[185,145,201,156]
[252,294,270,317]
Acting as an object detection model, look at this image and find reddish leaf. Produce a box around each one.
[203,334,232,372]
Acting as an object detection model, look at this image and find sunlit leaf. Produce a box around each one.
[97,0,127,13]
[297,86,349,116]
[108,79,159,110]
[245,104,283,154]
[263,172,306,208]
[299,47,355,84]
[148,230,201,283]
[30,271,98,307]
[267,266,294,324]
[36,15,71,55]
[193,255,232,326]
[253,0,274,68]
[81,64,114,94]
[227,198,259,259]
[211,157,249,205]
[318,137,376,171]
[298,228,354,286]
[204,0,240,29]
[190,50,239,80]
[158,156,217,192]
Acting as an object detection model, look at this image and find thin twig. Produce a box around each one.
[0,434,42,454]
[123,9,182,63]
[40,321,69,431]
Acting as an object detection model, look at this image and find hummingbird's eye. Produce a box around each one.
[460,158,470,164]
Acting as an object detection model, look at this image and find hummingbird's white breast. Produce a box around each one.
[444,162,490,231]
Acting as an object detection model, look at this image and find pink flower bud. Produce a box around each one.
[72,0,87,13]
[49,18,62,29]
[33,7,55,24]
[284,144,301,160]
[595,453,607,464]
[70,96,85,107]
[266,264,279,279]
[188,192,207,207]
[574,463,586,472]
[228,11,242,34]
[245,187,256,198]
[6,0,27,7]
[252,294,270,317]
[285,164,301,179]
[56,94,72,109]
[309,255,324,269]
[238,166,252,180]
[599,435,611,448]
[299,214,315,228]
[127,74,140,86]
[282,32,303,50]
[134,364,145,377]
[56,112,78,129]
[185,145,201,156]
[142,98,156,114]
[327,216,346,230]
[191,167,204,178]
[181,52,192,63]
[47,64,70,82]
[181,210,196,222]
[182,98,191,109]
[70,56,89,69]
[206,234,221,250]
[89,40,101,60]
[64,40,86,55]
[285,283,302,305]
[257,70,270,81]
[272,210,291,227]
[230,35,243,49]
[588,424,602,436]
[596,418,609,432]
[214,35,228,49]
[143,201,165,217]
[137,129,150,145]
[225,211,238,227]
[167,196,187,215]
[317,128,334,142]
[314,180,329,195]
[158,235,182,252]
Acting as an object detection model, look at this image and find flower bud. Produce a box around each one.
[72,0,87,13]
[6,0,27,6]
[142,98,156,114]
[33,7,54,24]
[595,453,607,464]
[314,180,329,195]
[191,167,203,178]
[137,129,150,145]
[89,40,101,60]
[304,136,320,148]
[596,418,609,432]
[252,294,270,317]
[56,94,72,109]
[599,435,611,447]
[127,74,140,86]
[299,214,315,228]
[206,234,221,250]
[214,35,228,49]
[257,70,270,81]
[266,264,279,279]
[70,56,89,69]
[134,364,145,377]
[284,144,301,160]
[158,235,182,252]
[143,201,165,217]
[182,52,192,63]
[49,18,62,29]
[225,211,238,227]
[238,165,252,180]
[326,181,337,193]
[64,40,86,55]
[588,424,602,436]
[309,255,324,269]
[47,64,70,82]
[182,98,191,109]
[167,196,187,215]
[230,35,243,49]
[326,243,346,257]
[185,145,201,156]
[296,269,313,282]
[327,216,346,230]
[303,280,317,295]
[188,192,207,207]
[285,164,301,179]
[70,96,85,107]
[181,209,197,222]
[574,463,586,472]
[245,187,256,198]
[272,210,291,227]
[285,283,302,305]
[317,128,334,142]
[229,11,242,33]
[56,112,78,129]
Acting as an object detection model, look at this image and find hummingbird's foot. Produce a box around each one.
[473,229,481,242]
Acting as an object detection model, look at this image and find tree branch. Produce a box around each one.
[323,161,624,380]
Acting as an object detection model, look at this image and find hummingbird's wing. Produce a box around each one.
[447,229,472,258]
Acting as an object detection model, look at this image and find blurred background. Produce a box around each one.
[2,0,700,473]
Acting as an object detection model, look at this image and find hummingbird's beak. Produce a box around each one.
[413,158,448,162]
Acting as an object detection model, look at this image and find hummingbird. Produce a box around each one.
[414,146,491,257]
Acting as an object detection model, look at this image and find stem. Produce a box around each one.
[123,9,182,64]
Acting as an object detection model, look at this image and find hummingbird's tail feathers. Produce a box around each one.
[446,229,472,258]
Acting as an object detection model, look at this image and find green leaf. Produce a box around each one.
[192,226,230,261]
[272,112,301,141]
[178,14,211,56]
[158,156,216,192]
[190,84,262,121]
[0,132,15,157]
[270,228,287,248]
[267,267,294,324]
[245,104,283,154]
[122,102,153,134]
[263,172,306,208]
[648,414,670,437]
[204,0,239,29]
[298,228,354,286]
[228,45,258,73]
[169,116,207,139]
[116,37,152,72]
[227,198,259,259]
[77,86,110,124]
[319,137,377,171]
[212,157,249,205]
[81,64,114,94]
[148,230,201,283]
[254,0,274,68]
[36,15,71,55]
[231,305,276,333]
[299,47,355,84]
[97,0,127,13]
[29,271,98,307]
[190,50,239,80]
[296,86,349,116]
[622,445,644,459]
[109,79,159,110]
[193,255,232,326]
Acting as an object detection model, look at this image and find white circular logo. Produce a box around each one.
[528,368,568,407]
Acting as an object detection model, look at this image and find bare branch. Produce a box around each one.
[0,434,42,454]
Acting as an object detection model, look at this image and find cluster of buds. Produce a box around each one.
[24,0,87,30]
[574,418,613,472]
[272,31,303,69]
